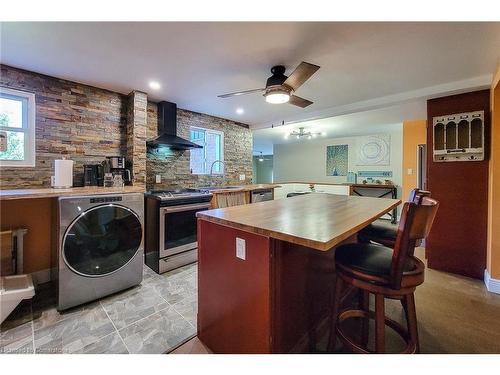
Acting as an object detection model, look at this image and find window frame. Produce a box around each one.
[0,87,36,167]
[189,126,224,175]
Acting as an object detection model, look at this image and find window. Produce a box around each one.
[0,87,36,167]
[189,127,224,174]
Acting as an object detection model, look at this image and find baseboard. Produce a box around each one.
[484,269,500,294]
[30,267,54,286]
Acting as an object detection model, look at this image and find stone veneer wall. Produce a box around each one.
[146,103,253,189]
[0,65,127,188]
[0,64,253,190]
[126,91,148,186]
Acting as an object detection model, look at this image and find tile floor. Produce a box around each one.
[0,263,197,354]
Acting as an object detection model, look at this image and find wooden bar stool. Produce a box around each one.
[328,196,439,354]
[358,188,430,248]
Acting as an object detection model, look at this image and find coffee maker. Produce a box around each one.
[104,156,132,185]
[83,164,104,186]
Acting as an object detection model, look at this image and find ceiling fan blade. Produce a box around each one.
[283,62,320,91]
[217,88,265,98]
[288,95,313,108]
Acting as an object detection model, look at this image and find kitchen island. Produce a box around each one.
[196,193,400,353]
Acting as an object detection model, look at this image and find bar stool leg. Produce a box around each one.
[359,290,370,346]
[375,294,385,353]
[327,275,343,352]
[404,293,420,353]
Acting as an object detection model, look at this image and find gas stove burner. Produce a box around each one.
[146,188,212,203]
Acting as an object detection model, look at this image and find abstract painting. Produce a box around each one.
[326,144,348,176]
[356,134,391,165]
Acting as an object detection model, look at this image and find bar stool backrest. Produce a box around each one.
[408,188,431,204]
[390,196,439,289]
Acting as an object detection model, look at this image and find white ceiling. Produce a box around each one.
[252,100,426,155]
[1,22,499,128]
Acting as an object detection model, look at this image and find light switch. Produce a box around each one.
[239,174,246,181]
[155,174,161,183]
[236,237,246,260]
[407,168,413,175]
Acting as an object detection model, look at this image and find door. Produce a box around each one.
[417,144,427,190]
[62,204,142,277]
[159,203,211,257]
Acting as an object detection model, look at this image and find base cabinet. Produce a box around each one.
[197,219,337,353]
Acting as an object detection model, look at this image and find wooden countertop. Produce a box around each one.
[197,193,400,251]
[0,186,145,200]
[208,184,280,194]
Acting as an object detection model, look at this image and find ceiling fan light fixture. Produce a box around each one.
[289,127,323,140]
[265,91,290,104]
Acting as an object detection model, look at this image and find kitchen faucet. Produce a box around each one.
[209,160,225,186]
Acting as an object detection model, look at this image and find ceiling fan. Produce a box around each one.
[218,62,320,108]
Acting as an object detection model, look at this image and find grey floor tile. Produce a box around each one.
[119,307,195,354]
[0,321,34,354]
[2,265,199,355]
[0,336,34,354]
[172,293,197,327]
[75,332,128,354]
[152,271,197,305]
[34,303,115,354]
[32,302,98,331]
[101,285,169,330]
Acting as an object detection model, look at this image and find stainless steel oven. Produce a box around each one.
[159,202,211,258]
[144,189,213,274]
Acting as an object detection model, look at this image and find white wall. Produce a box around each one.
[273,127,403,195]
[252,156,273,183]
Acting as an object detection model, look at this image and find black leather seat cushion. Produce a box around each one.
[335,243,416,277]
[359,220,397,243]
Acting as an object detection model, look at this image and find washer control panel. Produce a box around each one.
[89,196,123,204]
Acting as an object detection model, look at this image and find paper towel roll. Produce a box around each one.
[53,159,74,188]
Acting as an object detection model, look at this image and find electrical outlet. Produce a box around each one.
[407,168,413,175]
[239,174,245,181]
[236,237,246,260]
[155,174,161,183]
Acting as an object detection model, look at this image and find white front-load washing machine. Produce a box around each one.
[57,193,144,310]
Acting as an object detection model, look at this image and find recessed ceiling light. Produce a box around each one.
[149,81,161,90]
[236,108,244,115]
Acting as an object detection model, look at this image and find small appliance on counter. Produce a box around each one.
[144,188,213,274]
[51,158,74,188]
[105,156,132,185]
[83,164,104,186]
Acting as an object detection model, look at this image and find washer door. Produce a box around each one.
[63,204,142,277]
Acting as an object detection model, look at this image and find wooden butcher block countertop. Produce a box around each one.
[0,186,145,200]
[207,184,280,194]
[197,193,400,251]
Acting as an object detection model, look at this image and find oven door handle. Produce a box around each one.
[160,202,211,214]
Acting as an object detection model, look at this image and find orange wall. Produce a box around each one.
[402,120,427,200]
[0,198,53,274]
[487,63,500,279]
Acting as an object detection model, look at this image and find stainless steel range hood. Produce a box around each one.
[147,101,202,150]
